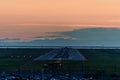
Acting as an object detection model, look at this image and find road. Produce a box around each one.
[34,47,87,61]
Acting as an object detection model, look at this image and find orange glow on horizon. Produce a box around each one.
[0,0,120,27]
[0,0,120,40]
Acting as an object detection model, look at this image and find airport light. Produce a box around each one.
[59,63,62,72]
[44,64,48,67]
[59,63,62,68]
[41,67,45,80]
[29,55,32,58]
[17,56,20,58]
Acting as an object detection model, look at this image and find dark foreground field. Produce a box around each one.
[0,48,120,75]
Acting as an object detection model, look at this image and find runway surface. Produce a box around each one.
[34,47,87,61]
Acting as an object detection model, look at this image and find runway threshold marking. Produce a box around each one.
[34,47,87,61]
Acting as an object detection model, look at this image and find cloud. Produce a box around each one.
[43,28,120,46]
[16,28,120,46]
[20,38,76,46]
[33,35,64,38]
[54,28,120,40]
[33,34,76,40]
[0,38,21,46]
[0,38,21,41]
[1,28,120,46]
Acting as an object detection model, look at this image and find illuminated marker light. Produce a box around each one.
[29,56,32,58]
[11,56,13,58]
[17,56,20,58]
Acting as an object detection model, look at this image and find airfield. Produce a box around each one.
[0,47,120,75]
[34,47,86,61]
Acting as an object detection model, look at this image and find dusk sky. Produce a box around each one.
[0,0,120,46]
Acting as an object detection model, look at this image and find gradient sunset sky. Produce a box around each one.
[0,0,120,46]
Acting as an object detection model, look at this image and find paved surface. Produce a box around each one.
[34,47,87,61]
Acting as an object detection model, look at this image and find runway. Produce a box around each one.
[34,47,87,61]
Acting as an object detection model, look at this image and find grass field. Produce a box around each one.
[0,48,53,72]
[78,49,120,75]
[0,48,120,75]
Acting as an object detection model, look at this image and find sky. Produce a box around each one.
[0,0,120,46]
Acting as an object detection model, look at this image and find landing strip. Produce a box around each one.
[34,47,87,61]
